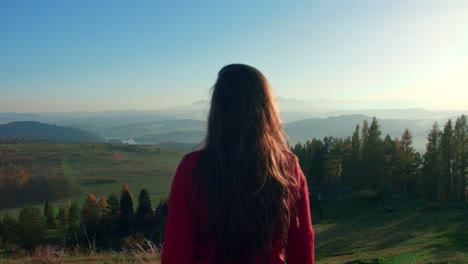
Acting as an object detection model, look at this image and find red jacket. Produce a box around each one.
[162,150,315,264]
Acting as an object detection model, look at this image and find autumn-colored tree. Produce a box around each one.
[81,194,101,230]
[99,196,110,215]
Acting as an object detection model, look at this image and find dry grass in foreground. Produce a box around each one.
[0,241,161,264]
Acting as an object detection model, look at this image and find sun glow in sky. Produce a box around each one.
[0,0,467,112]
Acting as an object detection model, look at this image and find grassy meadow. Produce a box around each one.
[313,196,467,264]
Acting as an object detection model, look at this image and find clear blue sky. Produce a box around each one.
[1,0,467,112]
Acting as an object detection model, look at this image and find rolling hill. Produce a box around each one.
[0,121,103,143]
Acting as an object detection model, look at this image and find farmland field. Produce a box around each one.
[0,144,187,216]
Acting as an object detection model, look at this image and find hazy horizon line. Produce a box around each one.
[1,98,467,114]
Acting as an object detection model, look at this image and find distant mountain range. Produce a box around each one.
[0,101,465,150]
[0,121,103,143]
[1,99,465,124]
[69,119,206,138]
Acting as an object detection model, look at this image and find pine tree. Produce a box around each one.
[453,115,467,202]
[56,206,66,228]
[422,122,442,201]
[361,120,369,147]
[43,200,55,229]
[350,124,361,186]
[107,192,120,216]
[0,219,3,244]
[81,194,102,230]
[341,137,353,186]
[362,117,383,188]
[100,192,119,234]
[439,120,453,201]
[68,202,80,229]
[120,184,134,232]
[308,139,326,188]
[153,198,169,243]
[382,135,397,193]
[57,200,71,227]
[360,120,369,187]
[400,129,417,196]
[0,214,17,248]
[17,207,46,250]
[136,188,153,229]
[323,136,336,186]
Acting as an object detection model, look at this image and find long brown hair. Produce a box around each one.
[192,64,298,263]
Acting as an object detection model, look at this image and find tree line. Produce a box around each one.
[291,115,467,203]
[0,184,168,253]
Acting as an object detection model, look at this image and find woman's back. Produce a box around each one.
[161,64,315,263]
[162,150,314,264]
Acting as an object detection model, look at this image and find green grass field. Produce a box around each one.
[313,196,467,264]
[0,144,187,217]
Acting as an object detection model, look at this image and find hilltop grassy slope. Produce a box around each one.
[313,196,467,264]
